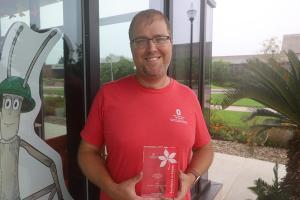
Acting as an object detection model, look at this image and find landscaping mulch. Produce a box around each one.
[212,139,288,165]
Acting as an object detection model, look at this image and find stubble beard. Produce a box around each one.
[141,63,168,80]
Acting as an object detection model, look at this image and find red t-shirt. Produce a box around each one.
[81,75,211,200]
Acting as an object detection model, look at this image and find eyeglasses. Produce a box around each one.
[131,36,171,49]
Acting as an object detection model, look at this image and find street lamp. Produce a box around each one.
[187,2,197,88]
[110,62,114,81]
[105,55,120,81]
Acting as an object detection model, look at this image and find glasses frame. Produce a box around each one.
[131,35,171,49]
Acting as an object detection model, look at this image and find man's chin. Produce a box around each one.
[143,70,165,78]
[144,66,167,75]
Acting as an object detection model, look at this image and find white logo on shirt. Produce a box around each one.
[169,108,187,124]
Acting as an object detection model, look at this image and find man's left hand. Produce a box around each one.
[162,171,195,200]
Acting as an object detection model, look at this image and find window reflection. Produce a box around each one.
[40,1,63,29]
[99,18,135,85]
[1,12,30,36]
[100,22,132,59]
[42,38,66,140]
[0,0,66,140]
[99,0,149,18]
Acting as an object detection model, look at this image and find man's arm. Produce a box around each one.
[188,141,214,177]
[174,142,214,200]
[78,140,156,200]
[77,140,115,192]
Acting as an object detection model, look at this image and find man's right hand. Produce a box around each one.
[108,173,158,200]
[78,141,159,200]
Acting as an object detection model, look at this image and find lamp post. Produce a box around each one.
[106,55,120,81]
[187,2,197,88]
[110,62,114,81]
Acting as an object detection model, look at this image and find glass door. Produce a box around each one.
[0,0,85,199]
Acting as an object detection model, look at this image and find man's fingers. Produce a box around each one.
[131,172,143,184]
[173,171,193,200]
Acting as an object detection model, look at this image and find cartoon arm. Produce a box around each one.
[20,139,64,200]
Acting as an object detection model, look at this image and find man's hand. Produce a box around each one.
[174,171,195,200]
[108,173,158,200]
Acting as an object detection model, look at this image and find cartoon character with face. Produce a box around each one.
[0,22,70,200]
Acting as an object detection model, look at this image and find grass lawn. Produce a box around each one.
[44,88,64,96]
[211,84,226,89]
[211,110,274,129]
[211,94,265,108]
[211,110,280,146]
[211,110,251,129]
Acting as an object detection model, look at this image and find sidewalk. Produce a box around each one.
[211,88,229,94]
[210,105,276,112]
[208,153,286,200]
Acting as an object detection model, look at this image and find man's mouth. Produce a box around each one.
[145,56,161,62]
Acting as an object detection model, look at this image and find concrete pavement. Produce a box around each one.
[210,105,276,112]
[208,153,286,200]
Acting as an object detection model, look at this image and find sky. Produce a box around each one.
[99,0,300,58]
[212,0,300,56]
[1,0,300,62]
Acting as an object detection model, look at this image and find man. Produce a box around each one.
[78,9,213,200]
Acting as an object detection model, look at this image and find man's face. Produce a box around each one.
[130,16,172,80]
[0,94,23,140]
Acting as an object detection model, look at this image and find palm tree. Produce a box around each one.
[221,50,300,199]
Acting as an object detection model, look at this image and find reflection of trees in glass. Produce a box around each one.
[58,56,64,64]
[74,43,83,64]
[100,55,135,84]
[171,57,188,84]
[43,40,86,126]
[58,43,83,65]
[211,60,246,87]
[211,60,231,86]
[172,57,199,86]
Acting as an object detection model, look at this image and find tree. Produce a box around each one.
[100,55,135,84]
[211,60,231,86]
[260,37,283,61]
[221,50,300,199]
[260,37,281,55]
[58,56,64,64]
[112,56,135,80]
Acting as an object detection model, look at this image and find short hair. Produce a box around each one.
[129,9,171,42]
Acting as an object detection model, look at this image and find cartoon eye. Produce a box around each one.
[13,99,20,110]
[4,98,12,109]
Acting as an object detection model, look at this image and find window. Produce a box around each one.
[99,0,164,85]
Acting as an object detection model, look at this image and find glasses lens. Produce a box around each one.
[134,38,147,48]
[133,36,169,48]
[153,36,169,46]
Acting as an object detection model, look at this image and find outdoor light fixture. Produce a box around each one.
[187,2,197,88]
[187,2,197,21]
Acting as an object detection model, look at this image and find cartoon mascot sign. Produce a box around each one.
[0,22,73,199]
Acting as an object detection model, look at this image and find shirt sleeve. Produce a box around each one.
[80,88,105,147]
[193,99,211,149]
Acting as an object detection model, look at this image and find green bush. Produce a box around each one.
[210,110,249,143]
[44,96,65,116]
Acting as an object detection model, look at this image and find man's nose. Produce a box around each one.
[146,40,158,51]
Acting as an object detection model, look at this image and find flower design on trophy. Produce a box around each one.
[158,149,177,167]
